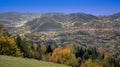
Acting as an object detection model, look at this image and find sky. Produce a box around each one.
[0,0,120,15]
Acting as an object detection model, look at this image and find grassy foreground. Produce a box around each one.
[0,55,70,67]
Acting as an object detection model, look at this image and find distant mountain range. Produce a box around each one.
[26,12,120,32]
[26,13,99,31]
[0,12,120,32]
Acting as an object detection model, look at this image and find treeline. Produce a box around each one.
[0,24,120,67]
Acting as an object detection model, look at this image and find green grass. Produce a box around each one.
[0,55,70,67]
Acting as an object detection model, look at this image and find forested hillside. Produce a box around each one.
[0,12,120,67]
[0,23,120,67]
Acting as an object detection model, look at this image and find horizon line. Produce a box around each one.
[0,11,120,16]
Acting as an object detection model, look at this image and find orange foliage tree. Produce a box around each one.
[48,45,78,67]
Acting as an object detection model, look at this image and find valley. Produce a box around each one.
[0,12,120,67]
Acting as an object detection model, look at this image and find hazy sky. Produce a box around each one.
[0,0,120,15]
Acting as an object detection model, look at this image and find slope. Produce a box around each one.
[0,55,70,67]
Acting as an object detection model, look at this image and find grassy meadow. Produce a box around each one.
[0,55,70,67]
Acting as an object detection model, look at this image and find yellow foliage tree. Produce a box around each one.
[80,59,103,67]
[0,34,23,57]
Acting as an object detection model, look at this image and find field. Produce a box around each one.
[0,55,70,67]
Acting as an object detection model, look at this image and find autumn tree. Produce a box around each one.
[40,43,47,60]
[31,44,42,59]
[115,57,120,67]
[69,54,79,67]
[40,43,47,54]
[0,33,23,57]
[80,59,102,67]
[104,54,115,67]
[49,46,78,67]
